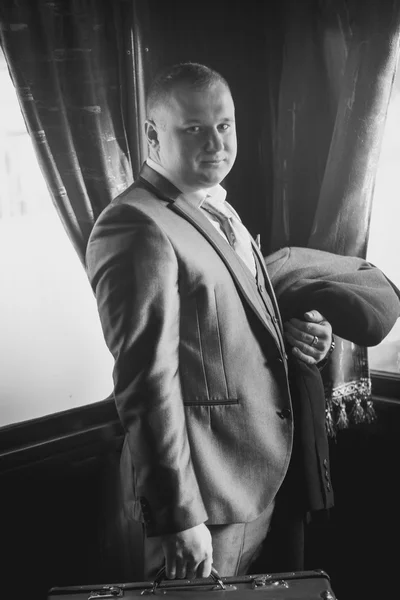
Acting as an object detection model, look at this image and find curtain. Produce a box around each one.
[0,0,148,264]
[268,0,400,433]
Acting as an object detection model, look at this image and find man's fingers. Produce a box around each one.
[285,318,331,342]
[161,523,213,581]
[285,329,320,354]
[175,558,187,579]
[287,333,331,364]
[197,555,213,579]
[292,345,316,365]
[176,555,213,581]
[284,319,315,337]
[287,334,318,365]
[185,563,198,580]
[284,312,332,363]
[303,310,325,322]
[165,556,177,579]
[284,322,320,347]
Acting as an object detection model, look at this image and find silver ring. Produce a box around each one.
[311,335,319,347]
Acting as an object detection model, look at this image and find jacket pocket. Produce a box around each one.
[179,292,236,405]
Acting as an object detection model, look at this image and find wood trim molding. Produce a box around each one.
[0,372,397,476]
[0,397,123,476]
[371,371,400,401]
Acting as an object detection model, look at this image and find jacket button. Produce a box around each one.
[277,408,291,419]
[323,459,328,467]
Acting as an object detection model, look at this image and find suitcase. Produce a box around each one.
[47,567,337,599]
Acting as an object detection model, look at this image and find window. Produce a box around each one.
[0,48,113,427]
[366,61,400,376]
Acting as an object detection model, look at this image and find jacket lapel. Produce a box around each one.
[138,164,281,342]
[138,163,182,202]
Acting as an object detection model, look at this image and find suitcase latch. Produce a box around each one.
[252,576,289,589]
[88,586,124,599]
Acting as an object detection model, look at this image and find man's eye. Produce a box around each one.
[186,126,201,133]
[218,123,230,131]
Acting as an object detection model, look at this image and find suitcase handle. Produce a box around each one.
[146,566,226,594]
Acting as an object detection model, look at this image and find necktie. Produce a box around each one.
[202,196,256,277]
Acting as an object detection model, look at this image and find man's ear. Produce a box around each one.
[145,120,159,148]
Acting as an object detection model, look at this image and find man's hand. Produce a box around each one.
[283,310,333,365]
[161,523,213,580]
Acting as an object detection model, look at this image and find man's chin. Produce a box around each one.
[197,165,231,187]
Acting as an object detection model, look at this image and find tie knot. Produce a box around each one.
[202,195,231,220]
[202,197,236,246]
[201,195,256,277]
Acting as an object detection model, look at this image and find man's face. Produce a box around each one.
[147,81,237,190]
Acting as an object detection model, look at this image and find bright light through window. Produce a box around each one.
[367,61,400,375]
[0,48,113,427]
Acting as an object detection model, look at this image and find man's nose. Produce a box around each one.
[204,129,224,152]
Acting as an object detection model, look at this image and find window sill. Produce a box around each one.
[371,370,400,401]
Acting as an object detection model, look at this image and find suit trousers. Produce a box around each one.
[143,500,275,580]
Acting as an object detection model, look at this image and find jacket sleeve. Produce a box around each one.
[265,246,400,347]
[86,203,208,536]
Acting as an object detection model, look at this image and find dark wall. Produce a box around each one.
[1,393,400,599]
[0,401,142,598]
[304,395,400,600]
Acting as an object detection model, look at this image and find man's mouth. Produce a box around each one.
[202,158,225,165]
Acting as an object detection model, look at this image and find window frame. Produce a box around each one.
[371,370,400,401]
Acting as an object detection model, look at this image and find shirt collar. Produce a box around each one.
[146,157,226,209]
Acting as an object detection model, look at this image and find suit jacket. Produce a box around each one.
[86,164,293,537]
[265,246,400,514]
[266,246,400,346]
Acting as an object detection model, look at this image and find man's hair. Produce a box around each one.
[146,62,230,119]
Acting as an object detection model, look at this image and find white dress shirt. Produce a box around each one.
[146,158,256,276]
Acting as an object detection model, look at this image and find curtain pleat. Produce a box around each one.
[0,0,148,263]
[310,0,400,257]
[269,0,400,433]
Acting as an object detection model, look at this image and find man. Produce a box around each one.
[86,63,333,581]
